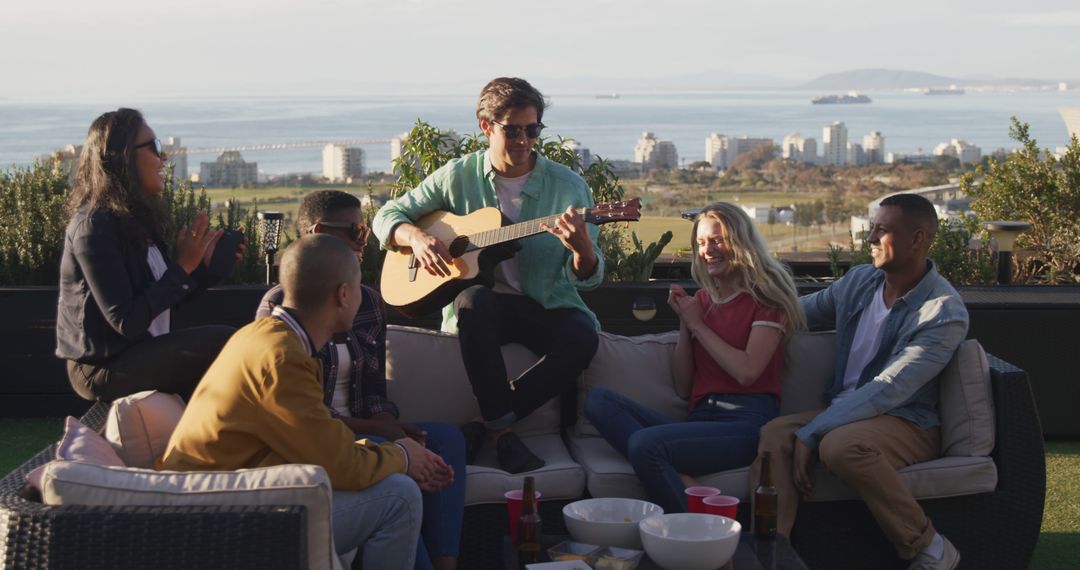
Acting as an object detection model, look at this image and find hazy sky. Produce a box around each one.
[4,0,1078,100]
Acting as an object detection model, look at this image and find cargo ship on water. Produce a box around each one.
[811,92,872,105]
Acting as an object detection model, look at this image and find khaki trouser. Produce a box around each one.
[751,411,940,560]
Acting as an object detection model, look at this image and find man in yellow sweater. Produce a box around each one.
[160,234,453,569]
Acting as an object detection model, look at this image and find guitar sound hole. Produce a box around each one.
[448,236,470,258]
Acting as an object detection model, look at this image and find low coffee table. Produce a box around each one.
[504,533,808,569]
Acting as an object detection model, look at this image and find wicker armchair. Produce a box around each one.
[0,402,308,570]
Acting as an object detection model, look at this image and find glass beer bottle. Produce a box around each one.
[754,451,778,539]
[518,476,542,567]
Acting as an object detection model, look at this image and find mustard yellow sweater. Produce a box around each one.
[158,317,406,490]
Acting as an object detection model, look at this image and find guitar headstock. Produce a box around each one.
[586,198,642,225]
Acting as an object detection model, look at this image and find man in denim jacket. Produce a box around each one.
[754,194,969,570]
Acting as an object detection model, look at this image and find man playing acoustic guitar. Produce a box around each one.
[373,77,603,473]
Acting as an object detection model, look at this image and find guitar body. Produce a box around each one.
[381,208,516,317]
[380,198,641,318]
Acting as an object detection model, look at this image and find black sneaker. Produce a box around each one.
[460,421,487,465]
[496,431,545,474]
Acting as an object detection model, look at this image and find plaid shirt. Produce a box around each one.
[257,284,399,420]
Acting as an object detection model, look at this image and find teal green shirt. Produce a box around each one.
[373,150,603,333]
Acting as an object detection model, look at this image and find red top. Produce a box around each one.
[689,290,786,410]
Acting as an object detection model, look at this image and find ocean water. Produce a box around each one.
[1,90,1077,175]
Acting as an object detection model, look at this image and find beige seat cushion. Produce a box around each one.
[41,461,344,570]
[386,325,561,438]
[465,433,585,505]
[778,332,834,415]
[938,339,994,457]
[105,390,186,468]
[569,435,997,503]
[576,331,685,437]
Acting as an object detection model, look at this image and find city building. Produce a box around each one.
[322,144,365,182]
[705,134,773,170]
[562,140,592,171]
[933,139,982,165]
[886,151,935,165]
[780,133,818,165]
[863,131,885,164]
[635,132,678,171]
[738,204,774,224]
[162,137,188,181]
[200,151,257,187]
[847,142,867,166]
[822,122,848,166]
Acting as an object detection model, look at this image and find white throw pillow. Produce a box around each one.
[105,390,186,468]
[41,461,342,570]
[938,339,994,457]
[25,416,126,491]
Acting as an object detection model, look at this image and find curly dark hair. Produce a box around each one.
[66,108,170,243]
[476,77,548,123]
[296,190,362,231]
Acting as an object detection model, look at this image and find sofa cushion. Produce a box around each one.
[386,325,561,438]
[570,435,997,504]
[26,416,127,491]
[576,331,685,437]
[105,390,186,468]
[939,340,994,457]
[778,332,833,415]
[40,461,343,570]
[465,433,585,505]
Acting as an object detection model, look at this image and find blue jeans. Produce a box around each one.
[332,473,421,570]
[584,387,778,514]
[359,422,467,570]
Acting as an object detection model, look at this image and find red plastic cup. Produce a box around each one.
[703,495,740,519]
[684,486,721,513]
[504,489,542,543]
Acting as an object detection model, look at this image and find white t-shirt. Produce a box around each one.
[491,159,529,295]
[330,343,352,416]
[832,282,891,406]
[145,245,171,337]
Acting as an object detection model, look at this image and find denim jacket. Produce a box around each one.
[372,150,603,333]
[794,261,969,450]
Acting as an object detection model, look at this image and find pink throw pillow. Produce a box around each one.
[26,416,126,491]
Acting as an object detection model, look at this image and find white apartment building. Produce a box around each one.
[847,142,866,166]
[200,151,257,187]
[863,131,885,164]
[822,122,848,166]
[322,144,365,182]
[162,137,188,181]
[705,134,773,170]
[933,139,981,165]
[781,133,817,164]
[635,132,678,171]
[739,204,774,224]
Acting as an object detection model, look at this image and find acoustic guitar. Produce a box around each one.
[380,198,642,317]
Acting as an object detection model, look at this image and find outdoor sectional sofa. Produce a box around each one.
[1,325,1045,569]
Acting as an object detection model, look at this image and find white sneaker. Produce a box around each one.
[907,535,960,570]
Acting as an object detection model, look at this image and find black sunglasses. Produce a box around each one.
[134,138,164,158]
[491,120,545,139]
[311,220,369,244]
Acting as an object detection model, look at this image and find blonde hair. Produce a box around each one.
[689,202,805,336]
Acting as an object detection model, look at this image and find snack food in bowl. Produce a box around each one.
[638,513,741,570]
[562,498,664,549]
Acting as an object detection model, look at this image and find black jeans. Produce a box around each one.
[453,286,599,427]
[67,325,235,402]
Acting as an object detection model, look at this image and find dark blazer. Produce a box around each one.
[55,206,218,363]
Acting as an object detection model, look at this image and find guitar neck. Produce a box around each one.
[468,209,587,249]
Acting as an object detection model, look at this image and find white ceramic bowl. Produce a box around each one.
[562,498,664,549]
[638,513,741,570]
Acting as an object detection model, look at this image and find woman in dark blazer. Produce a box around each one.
[56,108,241,401]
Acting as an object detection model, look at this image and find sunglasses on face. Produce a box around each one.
[134,138,164,158]
[491,120,546,139]
[311,220,370,245]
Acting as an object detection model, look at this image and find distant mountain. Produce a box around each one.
[801,69,960,90]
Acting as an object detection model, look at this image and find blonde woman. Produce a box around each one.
[584,202,804,513]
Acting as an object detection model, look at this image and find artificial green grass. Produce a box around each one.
[1,419,1077,567]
